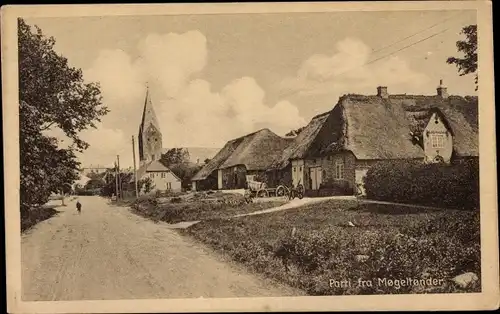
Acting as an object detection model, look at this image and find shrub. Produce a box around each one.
[363,159,479,210]
[170,197,182,203]
[319,179,354,196]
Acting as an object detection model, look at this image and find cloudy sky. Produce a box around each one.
[25,9,477,168]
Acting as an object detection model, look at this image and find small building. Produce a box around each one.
[132,86,182,194]
[271,82,479,195]
[266,111,330,188]
[134,160,182,193]
[218,129,292,190]
[190,139,241,191]
[191,128,292,191]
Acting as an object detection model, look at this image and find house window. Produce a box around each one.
[166,182,171,190]
[299,166,302,172]
[431,134,445,148]
[293,167,296,172]
[161,172,166,178]
[150,173,154,178]
[152,154,155,160]
[335,160,344,180]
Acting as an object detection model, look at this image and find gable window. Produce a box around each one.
[335,160,344,180]
[161,172,166,178]
[431,134,445,149]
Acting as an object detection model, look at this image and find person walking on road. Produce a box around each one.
[76,200,82,214]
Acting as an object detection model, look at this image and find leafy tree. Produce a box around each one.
[19,19,108,212]
[169,163,204,189]
[204,158,211,164]
[138,177,155,194]
[447,24,478,90]
[85,178,105,190]
[160,148,190,166]
[99,171,133,197]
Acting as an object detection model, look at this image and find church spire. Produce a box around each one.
[139,83,160,133]
[138,84,163,164]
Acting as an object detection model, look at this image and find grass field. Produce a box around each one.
[132,197,288,224]
[182,199,480,295]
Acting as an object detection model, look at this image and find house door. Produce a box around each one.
[310,167,322,190]
[217,170,223,189]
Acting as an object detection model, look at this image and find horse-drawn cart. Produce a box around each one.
[246,179,305,200]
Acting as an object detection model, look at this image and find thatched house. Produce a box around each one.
[266,111,331,188]
[270,83,479,195]
[191,128,292,190]
[190,138,242,191]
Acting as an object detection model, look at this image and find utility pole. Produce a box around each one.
[132,136,139,198]
[114,160,119,201]
[117,155,121,200]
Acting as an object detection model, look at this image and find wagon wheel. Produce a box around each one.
[276,185,286,197]
[256,189,269,198]
[296,184,305,199]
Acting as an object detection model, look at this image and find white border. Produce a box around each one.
[2,1,498,312]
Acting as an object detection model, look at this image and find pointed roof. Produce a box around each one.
[139,86,161,134]
[191,129,292,181]
[268,111,331,170]
[130,160,182,183]
[219,128,292,170]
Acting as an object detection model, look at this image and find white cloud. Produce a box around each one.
[68,30,305,167]
[281,37,429,98]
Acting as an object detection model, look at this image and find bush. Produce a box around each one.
[363,159,479,210]
[319,179,354,196]
[75,189,96,196]
[21,205,60,232]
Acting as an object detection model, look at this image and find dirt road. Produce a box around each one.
[21,196,301,301]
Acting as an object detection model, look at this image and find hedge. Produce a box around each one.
[363,159,479,210]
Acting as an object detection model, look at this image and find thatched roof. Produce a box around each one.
[191,136,245,181]
[268,111,331,170]
[321,94,479,159]
[192,128,292,180]
[219,128,293,171]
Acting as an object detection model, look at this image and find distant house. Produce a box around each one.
[191,128,292,191]
[266,111,331,189]
[131,87,182,194]
[81,165,109,177]
[133,160,182,193]
[190,138,242,191]
[271,82,478,195]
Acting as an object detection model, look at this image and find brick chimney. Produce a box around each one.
[437,79,448,99]
[377,86,388,99]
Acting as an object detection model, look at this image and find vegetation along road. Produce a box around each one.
[21,196,301,301]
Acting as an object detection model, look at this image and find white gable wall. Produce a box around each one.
[140,171,181,193]
[423,113,453,163]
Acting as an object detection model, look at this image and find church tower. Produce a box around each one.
[138,86,163,166]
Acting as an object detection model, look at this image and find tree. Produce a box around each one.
[169,163,204,189]
[138,177,155,194]
[19,19,108,212]
[160,148,190,166]
[447,24,478,90]
[203,158,211,164]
